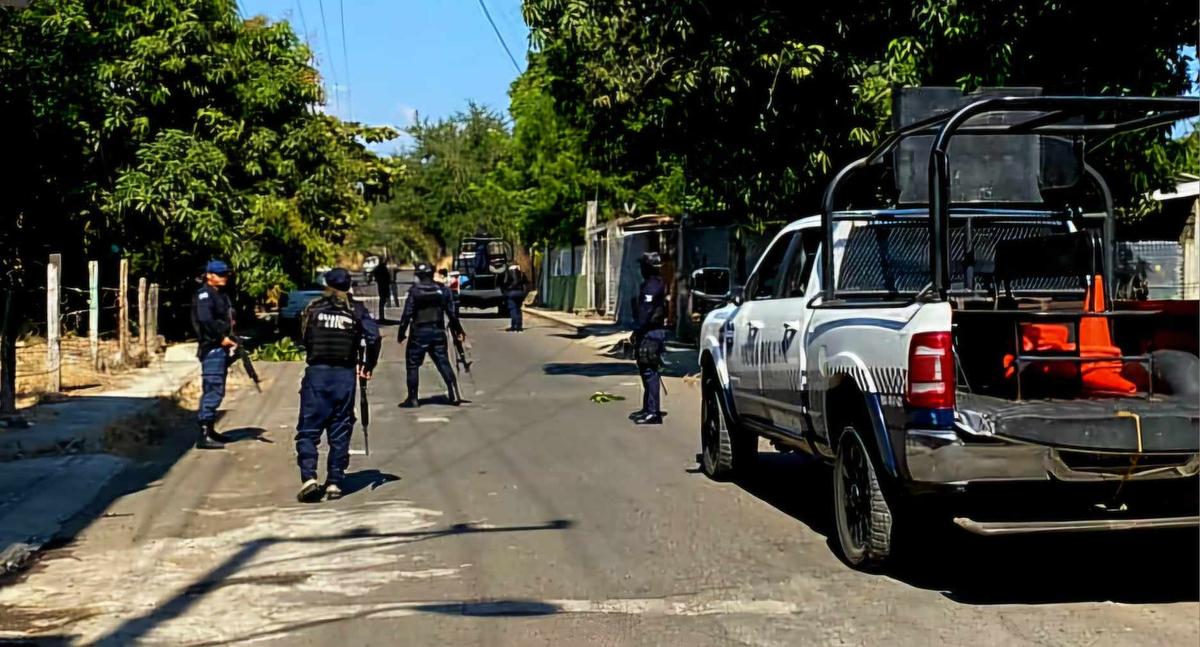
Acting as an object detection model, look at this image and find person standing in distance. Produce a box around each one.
[630,252,668,425]
[502,263,529,332]
[370,255,393,321]
[191,260,238,449]
[295,268,381,503]
[397,262,465,408]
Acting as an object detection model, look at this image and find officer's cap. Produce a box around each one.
[414,262,434,277]
[205,259,231,276]
[639,252,663,268]
[324,268,353,291]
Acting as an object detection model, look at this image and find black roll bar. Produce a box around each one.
[820,94,1198,301]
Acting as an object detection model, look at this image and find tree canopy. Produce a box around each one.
[522,1,1198,219]
[0,0,397,297]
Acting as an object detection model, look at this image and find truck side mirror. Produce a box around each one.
[729,285,744,306]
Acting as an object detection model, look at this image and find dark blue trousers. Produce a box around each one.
[505,291,525,330]
[406,325,457,398]
[198,348,232,423]
[296,365,357,484]
[637,329,666,415]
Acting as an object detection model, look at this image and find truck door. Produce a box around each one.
[726,231,795,422]
[759,227,823,432]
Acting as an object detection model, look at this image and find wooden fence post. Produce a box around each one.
[47,254,61,393]
[137,277,148,357]
[89,260,99,368]
[149,284,159,354]
[118,258,129,362]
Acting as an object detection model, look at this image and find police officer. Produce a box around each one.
[630,252,667,425]
[502,263,529,332]
[191,260,237,449]
[295,268,381,503]
[397,262,465,408]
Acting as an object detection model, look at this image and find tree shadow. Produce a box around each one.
[728,451,1200,605]
[338,470,400,496]
[92,519,576,645]
[543,362,638,377]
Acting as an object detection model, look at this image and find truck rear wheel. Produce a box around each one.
[833,426,894,568]
[699,367,755,480]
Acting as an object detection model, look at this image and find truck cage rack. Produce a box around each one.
[819,95,1199,306]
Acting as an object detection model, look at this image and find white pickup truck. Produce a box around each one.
[696,94,1200,568]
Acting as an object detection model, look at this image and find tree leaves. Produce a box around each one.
[0,0,398,298]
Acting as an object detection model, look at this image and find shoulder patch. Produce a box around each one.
[198,291,209,300]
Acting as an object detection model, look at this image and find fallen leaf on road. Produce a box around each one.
[590,391,626,403]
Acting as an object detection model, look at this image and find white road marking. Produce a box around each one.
[416,417,450,423]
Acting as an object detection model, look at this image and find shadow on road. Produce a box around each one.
[92,519,576,646]
[219,427,272,444]
[728,451,1200,605]
[339,469,400,496]
[544,362,638,377]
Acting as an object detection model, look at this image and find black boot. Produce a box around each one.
[446,384,462,406]
[195,422,225,450]
[398,396,419,408]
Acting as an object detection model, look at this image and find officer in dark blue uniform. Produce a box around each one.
[630,252,667,425]
[397,262,465,408]
[295,268,381,503]
[191,260,237,449]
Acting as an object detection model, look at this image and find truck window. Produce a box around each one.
[783,229,823,298]
[748,232,795,300]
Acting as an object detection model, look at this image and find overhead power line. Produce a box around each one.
[477,0,523,75]
[293,0,310,45]
[315,0,341,113]
[338,0,353,121]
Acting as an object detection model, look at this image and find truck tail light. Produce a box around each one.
[907,332,955,409]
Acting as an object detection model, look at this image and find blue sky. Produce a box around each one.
[236,3,1197,150]
[238,0,529,154]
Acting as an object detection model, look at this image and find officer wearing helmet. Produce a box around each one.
[397,262,465,408]
[630,252,667,425]
[295,268,381,503]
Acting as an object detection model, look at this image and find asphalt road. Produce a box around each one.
[0,310,1196,646]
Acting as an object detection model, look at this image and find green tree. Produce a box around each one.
[365,104,517,259]
[522,1,1197,218]
[0,0,396,410]
[0,0,397,299]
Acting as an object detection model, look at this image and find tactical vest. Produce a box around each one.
[410,282,444,326]
[304,296,361,367]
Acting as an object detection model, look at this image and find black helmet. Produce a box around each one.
[414,261,434,278]
[639,252,663,269]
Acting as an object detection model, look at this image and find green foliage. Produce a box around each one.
[523,1,1198,218]
[251,337,305,362]
[0,0,398,298]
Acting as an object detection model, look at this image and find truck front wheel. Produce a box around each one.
[699,366,755,480]
[833,426,894,568]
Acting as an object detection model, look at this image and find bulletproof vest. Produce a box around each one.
[304,296,361,366]
[411,281,445,326]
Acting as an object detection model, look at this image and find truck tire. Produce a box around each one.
[699,366,755,480]
[833,426,894,568]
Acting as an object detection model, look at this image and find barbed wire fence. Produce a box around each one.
[12,255,161,401]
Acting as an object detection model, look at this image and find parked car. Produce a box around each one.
[697,92,1199,569]
[278,278,327,337]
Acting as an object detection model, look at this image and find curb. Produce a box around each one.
[522,306,589,331]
